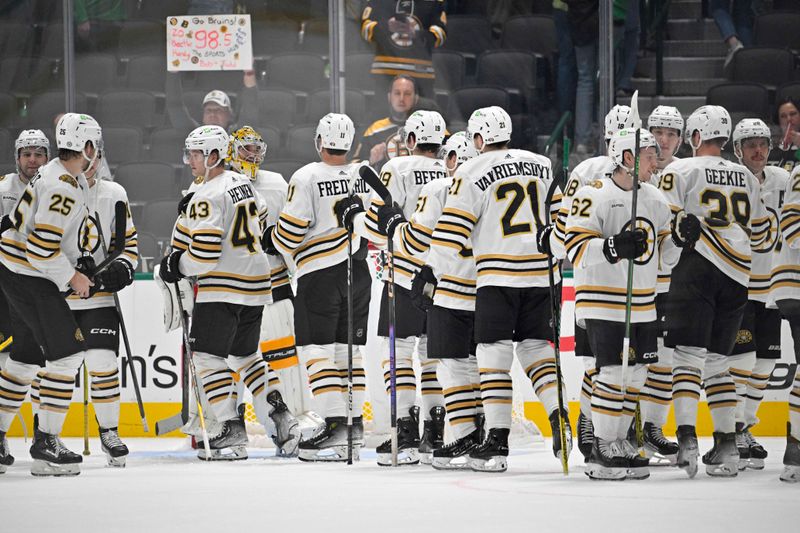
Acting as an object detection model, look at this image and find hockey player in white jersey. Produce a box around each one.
[428,107,568,472]
[267,113,371,462]
[659,105,775,478]
[554,105,636,460]
[638,106,685,464]
[726,119,789,470]
[158,125,275,461]
[227,126,302,456]
[343,110,449,466]
[565,128,680,480]
[768,165,800,482]
[0,113,99,475]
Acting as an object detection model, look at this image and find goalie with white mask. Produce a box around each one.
[265,113,372,462]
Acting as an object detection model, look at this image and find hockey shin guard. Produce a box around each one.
[580,363,598,420]
[195,352,237,422]
[231,353,269,424]
[592,366,624,442]
[703,352,737,434]
[476,341,514,430]
[672,346,704,428]
[382,336,416,413]
[790,372,800,441]
[618,365,646,440]
[640,364,672,427]
[0,360,37,432]
[728,351,755,426]
[301,344,345,418]
[30,372,42,419]
[85,349,121,429]
[517,338,563,417]
[39,353,83,434]
[744,358,775,427]
[418,337,444,420]
[438,357,479,441]
[334,343,365,417]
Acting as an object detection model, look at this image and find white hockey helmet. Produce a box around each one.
[315,113,355,152]
[684,105,732,149]
[228,125,266,179]
[402,110,446,147]
[56,112,103,154]
[438,131,479,170]
[733,118,773,161]
[15,129,50,160]
[183,125,229,167]
[608,128,659,168]
[604,105,635,140]
[647,105,684,133]
[467,106,512,146]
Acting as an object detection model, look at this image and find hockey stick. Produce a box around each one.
[94,208,149,433]
[345,171,358,465]
[83,363,90,455]
[358,164,398,466]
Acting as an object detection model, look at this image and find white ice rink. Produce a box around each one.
[1,437,796,533]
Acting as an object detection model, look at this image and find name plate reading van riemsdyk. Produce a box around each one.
[167,14,253,71]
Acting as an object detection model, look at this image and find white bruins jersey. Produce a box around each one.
[554,155,613,259]
[0,158,90,290]
[650,157,681,293]
[768,167,800,305]
[68,179,139,310]
[659,156,774,287]
[565,177,678,325]
[272,162,369,280]
[172,175,206,252]
[179,170,272,306]
[393,177,477,311]
[432,149,558,289]
[252,169,291,296]
[363,155,448,290]
[749,166,790,302]
[0,173,28,217]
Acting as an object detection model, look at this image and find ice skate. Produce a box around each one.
[735,423,751,471]
[585,437,627,481]
[780,424,800,483]
[298,417,355,462]
[702,432,739,477]
[99,427,129,467]
[30,432,82,476]
[296,410,325,441]
[676,425,699,479]
[198,419,248,461]
[619,438,650,480]
[419,406,445,465]
[642,422,678,466]
[0,430,14,474]
[549,408,572,462]
[469,428,509,473]
[432,429,479,470]
[377,407,421,466]
[267,390,301,457]
[742,425,767,470]
[577,412,594,460]
[351,416,364,447]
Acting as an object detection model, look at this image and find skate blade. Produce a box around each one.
[780,465,800,483]
[646,452,677,467]
[469,455,508,473]
[705,462,738,477]
[105,454,127,468]
[432,456,472,470]
[419,451,433,465]
[745,457,765,470]
[275,432,301,458]
[626,467,650,480]
[198,445,248,461]
[377,449,420,467]
[298,445,357,462]
[31,459,80,477]
[0,464,8,474]
[585,464,626,481]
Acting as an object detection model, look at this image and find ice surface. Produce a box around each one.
[1,437,796,533]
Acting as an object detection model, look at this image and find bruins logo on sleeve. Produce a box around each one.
[59,174,78,188]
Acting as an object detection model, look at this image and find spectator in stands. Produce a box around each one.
[360,0,447,98]
[615,0,639,97]
[75,0,125,53]
[566,0,599,154]
[353,75,419,167]
[771,96,800,173]
[710,0,754,69]
[553,1,577,117]
[165,70,259,133]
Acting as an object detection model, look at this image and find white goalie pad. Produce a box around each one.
[153,264,195,332]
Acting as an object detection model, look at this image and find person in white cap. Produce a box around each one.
[166,70,259,133]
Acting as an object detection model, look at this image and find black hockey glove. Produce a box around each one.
[159,250,184,284]
[96,259,135,293]
[177,192,195,216]
[334,195,365,231]
[603,228,647,264]
[671,211,701,248]
[536,224,554,256]
[410,265,437,312]
[377,202,406,239]
[0,215,13,235]
[261,225,279,256]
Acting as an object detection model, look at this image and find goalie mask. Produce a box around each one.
[228,126,266,179]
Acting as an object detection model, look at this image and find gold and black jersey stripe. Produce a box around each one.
[475,253,556,279]
[187,228,223,264]
[781,203,800,247]
[197,271,272,296]
[292,229,349,269]
[770,265,800,292]
[398,220,433,258]
[171,222,191,251]
[431,207,476,251]
[0,236,30,266]
[565,226,603,266]
[274,213,311,253]
[27,223,64,261]
[575,285,656,313]
[697,226,751,276]
[393,251,424,280]
[435,274,477,302]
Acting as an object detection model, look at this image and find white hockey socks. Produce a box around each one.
[745,359,775,427]
[333,343,365,417]
[0,359,37,432]
[438,357,479,441]
[230,352,269,425]
[517,338,563,416]
[195,352,237,423]
[672,346,704,428]
[39,353,83,434]
[85,349,121,429]
[728,351,755,426]
[301,344,345,418]
[703,352,736,434]
[381,336,417,414]
[418,337,444,420]
[790,372,800,441]
[592,366,624,442]
[30,372,42,418]
[640,364,672,427]
[618,365,646,440]
[476,340,513,430]
[580,363,598,420]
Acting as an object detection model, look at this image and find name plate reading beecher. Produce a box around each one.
[167,14,253,71]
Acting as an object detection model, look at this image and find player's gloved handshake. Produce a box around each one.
[376,203,406,239]
[334,195,365,231]
[536,224,554,256]
[603,228,647,264]
[411,265,437,311]
[671,210,701,248]
[159,250,184,284]
[0,215,12,236]
[261,226,279,256]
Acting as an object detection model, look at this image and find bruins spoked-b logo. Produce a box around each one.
[736,329,753,345]
[621,216,656,265]
[77,214,101,254]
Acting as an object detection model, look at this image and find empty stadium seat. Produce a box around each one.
[97,90,159,128]
[446,86,510,123]
[441,15,494,60]
[0,56,56,94]
[345,53,377,95]
[265,53,326,94]
[252,20,300,58]
[706,83,770,121]
[75,54,119,95]
[754,11,800,51]
[118,21,166,59]
[305,89,368,125]
[0,23,35,57]
[263,158,305,181]
[477,50,537,112]
[284,124,320,161]
[0,92,17,127]
[256,88,298,130]
[501,15,558,57]
[102,127,144,163]
[114,162,178,205]
[126,56,167,93]
[432,50,466,92]
[148,128,185,164]
[24,91,89,130]
[729,47,796,90]
[138,199,181,242]
[776,82,800,107]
